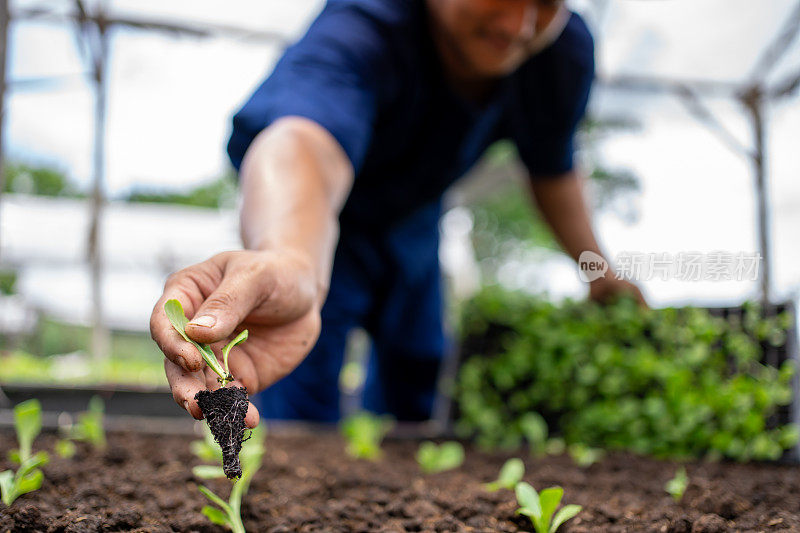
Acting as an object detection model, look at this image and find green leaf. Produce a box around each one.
[8,449,21,464]
[437,442,465,471]
[193,465,226,479]
[539,487,563,527]
[18,451,49,478]
[197,485,233,515]
[549,504,582,533]
[16,469,44,496]
[201,505,231,527]
[416,441,464,474]
[515,482,541,518]
[55,439,77,459]
[222,330,249,377]
[520,412,548,455]
[0,470,15,506]
[164,299,227,379]
[13,399,42,462]
[486,458,524,491]
[665,466,688,502]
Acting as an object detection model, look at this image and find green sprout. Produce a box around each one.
[567,443,604,467]
[192,425,266,533]
[165,299,248,386]
[339,411,394,461]
[484,458,525,492]
[191,424,224,464]
[520,412,548,457]
[665,466,689,502]
[416,441,465,474]
[515,482,582,533]
[54,439,77,459]
[1,400,49,506]
[62,395,106,450]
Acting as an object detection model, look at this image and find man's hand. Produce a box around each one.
[589,276,647,307]
[150,249,321,427]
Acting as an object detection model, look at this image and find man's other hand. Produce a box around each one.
[588,276,648,307]
[150,249,321,426]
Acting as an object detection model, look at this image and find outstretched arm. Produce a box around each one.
[529,170,646,305]
[151,116,354,424]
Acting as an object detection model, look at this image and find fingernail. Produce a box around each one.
[188,315,216,328]
[183,400,190,412]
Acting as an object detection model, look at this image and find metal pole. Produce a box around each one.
[741,87,771,306]
[0,0,9,261]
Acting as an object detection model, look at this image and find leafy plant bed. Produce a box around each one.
[2,430,800,532]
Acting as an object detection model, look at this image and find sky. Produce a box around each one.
[3,0,800,308]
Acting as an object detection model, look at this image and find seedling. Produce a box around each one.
[665,466,689,502]
[520,412,548,457]
[193,425,266,533]
[1,400,49,506]
[62,395,106,450]
[339,411,394,460]
[567,443,604,467]
[484,458,525,492]
[515,482,582,533]
[165,299,250,478]
[54,439,77,459]
[165,299,248,387]
[416,441,465,474]
[192,424,224,464]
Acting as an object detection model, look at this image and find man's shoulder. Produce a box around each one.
[287,0,421,77]
[548,11,595,71]
[307,0,419,47]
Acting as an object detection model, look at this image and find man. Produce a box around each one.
[150,0,644,428]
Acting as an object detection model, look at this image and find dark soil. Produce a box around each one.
[1,429,799,532]
[195,386,249,479]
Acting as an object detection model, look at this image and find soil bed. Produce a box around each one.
[1,430,799,532]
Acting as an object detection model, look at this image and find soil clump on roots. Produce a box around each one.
[195,385,249,478]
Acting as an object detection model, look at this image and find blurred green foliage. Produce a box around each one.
[1,317,161,360]
[0,350,164,387]
[0,269,16,295]
[455,286,798,462]
[125,174,237,209]
[2,163,82,197]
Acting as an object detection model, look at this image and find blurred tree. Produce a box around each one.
[2,163,82,197]
[124,171,237,209]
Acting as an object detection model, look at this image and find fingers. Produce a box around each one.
[164,359,205,419]
[151,272,212,373]
[184,259,272,345]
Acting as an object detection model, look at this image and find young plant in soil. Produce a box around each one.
[484,458,525,492]
[665,466,689,502]
[60,395,106,451]
[416,441,465,474]
[1,400,49,506]
[165,299,250,478]
[515,482,582,533]
[339,411,394,460]
[192,425,266,533]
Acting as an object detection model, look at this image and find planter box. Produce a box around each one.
[0,382,184,418]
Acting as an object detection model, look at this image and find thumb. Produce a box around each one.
[185,275,262,344]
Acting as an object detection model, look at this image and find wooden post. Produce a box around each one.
[86,8,110,360]
[0,0,9,261]
[741,86,771,306]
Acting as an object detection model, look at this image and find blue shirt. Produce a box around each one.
[227,0,594,231]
